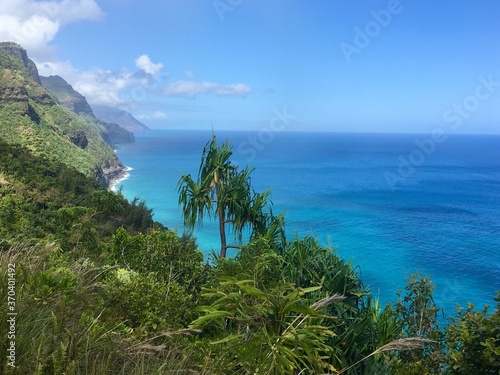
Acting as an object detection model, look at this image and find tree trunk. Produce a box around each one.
[219,206,227,258]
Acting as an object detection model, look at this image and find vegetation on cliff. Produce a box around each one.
[0,42,125,187]
[40,75,135,146]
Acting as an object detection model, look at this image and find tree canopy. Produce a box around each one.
[178,133,273,258]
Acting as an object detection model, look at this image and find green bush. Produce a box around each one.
[110,227,207,294]
[104,269,194,332]
[445,294,500,374]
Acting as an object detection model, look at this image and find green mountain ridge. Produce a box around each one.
[40,75,135,146]
[0,41,42,85]
[39,75,95,116]
[0,42,125,187]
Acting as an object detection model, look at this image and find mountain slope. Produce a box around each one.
[40,75,135,145]
[0,41,41,84]
[39,74,94,116]
[91,104,150,132]
[0,42,124,187]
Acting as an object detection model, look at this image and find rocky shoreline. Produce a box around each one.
[95,156,127,189]
[107,166,132,191]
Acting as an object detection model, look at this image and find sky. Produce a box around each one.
[1,0,500,133]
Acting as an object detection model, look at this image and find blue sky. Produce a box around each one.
[1,0,500,133]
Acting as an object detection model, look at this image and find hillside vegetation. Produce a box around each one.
[40,75,135,146]
[0,42,124,186]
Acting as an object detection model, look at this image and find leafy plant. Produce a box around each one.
[178,133,273,258]
[191,275,342,374]
[444,294,500,374]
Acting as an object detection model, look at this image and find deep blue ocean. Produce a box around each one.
[114,130,500,317]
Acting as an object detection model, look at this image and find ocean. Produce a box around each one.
[113,129,500,317]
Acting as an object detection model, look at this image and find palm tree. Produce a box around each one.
[178,133,270,258]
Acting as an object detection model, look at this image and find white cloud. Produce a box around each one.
[153,111,167,119]
[38,57,252,107]
[0,0,103,23]
[137,111,168,120]
[0,0,103,59]
[135,55,164,77]
[38,60,79,81]
[49,0,103,24]
[0,14,60,58]
[162,81,252,98]
[73,68,136,107]
[38,61,140,107]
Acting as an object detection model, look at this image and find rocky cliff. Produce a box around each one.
[0,42,125,187]
[91,104,150,132]
[40,75,94,115]
[0,41,42,84]
[40,75,135,146]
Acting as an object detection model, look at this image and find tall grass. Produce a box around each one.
[0,243,199,374]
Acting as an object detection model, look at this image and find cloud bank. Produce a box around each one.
[40,56,252,107]
[162,81,252,98]
[0,0,103,59]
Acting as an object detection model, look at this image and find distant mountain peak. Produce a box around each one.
[91,105,150,133]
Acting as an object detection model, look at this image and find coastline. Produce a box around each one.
[109,166,132,191]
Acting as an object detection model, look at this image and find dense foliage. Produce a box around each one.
[0,140,154,251]
[0,134,499,374]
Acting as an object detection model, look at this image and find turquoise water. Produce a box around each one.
[114,130,500,316]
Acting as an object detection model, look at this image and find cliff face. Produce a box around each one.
[91,104,150,132]
[0,43,54,115]
[95,159,127,187]
[100,121,135,145]
[0,42,125,187]
[40,75,135,146]
[40,75,94,116]
[0,69,31,115]
[0,41,42,84]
